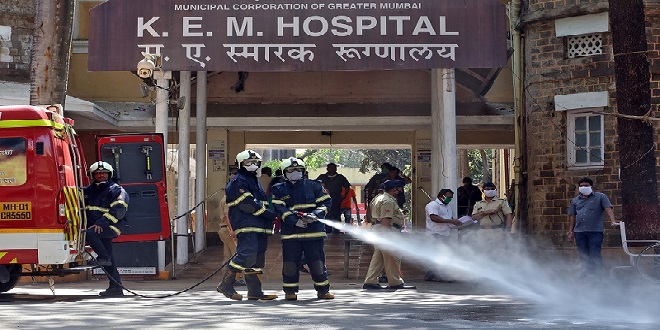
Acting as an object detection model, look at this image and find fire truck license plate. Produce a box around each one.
[0,202,32,220]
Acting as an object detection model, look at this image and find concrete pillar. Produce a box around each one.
[195,71,207,253]
[176,71,191,265]
[153,70,170,273]
[458,149,469,183]
[207,128,229,236]
[431,68,458,216]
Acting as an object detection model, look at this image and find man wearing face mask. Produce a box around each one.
[471,182,513,243]
[424,189,462,282]
[270,157,334,300]
[567,177,617,276]
[217,150,278,301]
[84,161,129,296]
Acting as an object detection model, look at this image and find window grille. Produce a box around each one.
[567,34,603,58]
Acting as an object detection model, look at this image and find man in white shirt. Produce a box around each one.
[424,189,461,282]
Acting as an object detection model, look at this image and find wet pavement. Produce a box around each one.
[2,269,660,329]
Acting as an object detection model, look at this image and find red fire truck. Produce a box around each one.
[0,105,170,293]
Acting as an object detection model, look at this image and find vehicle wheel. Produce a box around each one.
[636,242,660,283]
[0,264,21,293]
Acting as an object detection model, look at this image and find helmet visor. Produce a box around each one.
[243,159,261,166]
[285,167,303,173]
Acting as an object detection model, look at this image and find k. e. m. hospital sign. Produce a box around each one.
[88,0,508,72]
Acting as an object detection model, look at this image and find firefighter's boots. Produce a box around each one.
[217,269,243,300]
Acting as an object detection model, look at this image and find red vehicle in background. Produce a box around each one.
[0,105,170,293]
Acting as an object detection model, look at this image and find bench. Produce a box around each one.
[610,221,660,283]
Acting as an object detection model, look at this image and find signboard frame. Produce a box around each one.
[88,0,508,72]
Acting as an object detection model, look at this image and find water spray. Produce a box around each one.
[315,217,660,326]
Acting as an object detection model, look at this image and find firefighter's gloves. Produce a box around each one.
[296,212,318,224]
[295,219,308,228]
[301,213,318,223]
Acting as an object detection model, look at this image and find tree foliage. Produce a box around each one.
[297,148,412,173]
[466,149,493,184]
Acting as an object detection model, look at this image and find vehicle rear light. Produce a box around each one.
[57,191,67,225]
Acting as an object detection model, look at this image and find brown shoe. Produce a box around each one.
[317,292,335,299]
[247,293,278,301]
[285,293,298,301]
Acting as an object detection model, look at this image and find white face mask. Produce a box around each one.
[285,171,303,182]
[245,164,259,172]
[579,186,592,195]
[484,189,497,198]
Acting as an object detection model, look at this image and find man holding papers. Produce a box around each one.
[424,189,462,283]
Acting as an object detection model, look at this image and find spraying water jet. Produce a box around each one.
[317,218,660,326]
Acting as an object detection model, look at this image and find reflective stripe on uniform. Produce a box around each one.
[86,206,109,212]
[271,199,286,205]
[110,200,128,208]
[109,225,121,235]
[229,260,247,271]
[314,280,330,286]
[229,262,263,273]
[282,211,294,219]
[292,204,317,210]
[226,192,254,207]
[317,206,328,212]
[0,119,64,130]
[234,227,274,235]
[103,213,119,223]
[282,282,299,287]
[253,206,266,216]
[281,232,327,240]
[316,195,331,203]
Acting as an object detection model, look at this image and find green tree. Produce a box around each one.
[467,149,493,183]
[356,149,411,173]
[262,160,281,174]
[298,149,342,171]
[297,148,412,173]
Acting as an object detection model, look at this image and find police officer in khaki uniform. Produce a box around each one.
[217,194,246,287]
[471,182,513,244]
[362,180,416,290]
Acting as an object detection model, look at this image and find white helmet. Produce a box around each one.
[235,150,262,169]
[89,161,114,177]
[281,157,305,181]
[280,157,305,172]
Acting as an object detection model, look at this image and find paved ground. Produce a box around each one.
[2,266,660,329]
[3,233,660,329]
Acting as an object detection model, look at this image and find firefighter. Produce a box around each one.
[84,161,129,297]
[270,157,334,300]
[217,150,279,301]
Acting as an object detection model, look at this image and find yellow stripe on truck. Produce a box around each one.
[0,229,63,233]
[0,119,64,130]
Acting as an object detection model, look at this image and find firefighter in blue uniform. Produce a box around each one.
[217,150,279,301]
[270,157,335,300]
[84,161,129,297]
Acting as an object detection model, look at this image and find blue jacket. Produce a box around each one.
[271,179,331,240]
[226,168,277,235]
[84,181,129,236]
